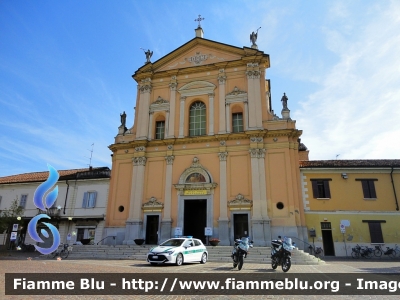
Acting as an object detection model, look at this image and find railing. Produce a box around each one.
[288,236,315,253]
[97,236,116,245]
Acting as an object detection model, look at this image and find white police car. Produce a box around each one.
[147,237,208,266]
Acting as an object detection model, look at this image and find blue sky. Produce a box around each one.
[1,0,399,177]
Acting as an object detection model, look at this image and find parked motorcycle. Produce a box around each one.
[231,237,253,270]
[271,239,292,272]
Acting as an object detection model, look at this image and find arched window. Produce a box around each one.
[189,101,206,136]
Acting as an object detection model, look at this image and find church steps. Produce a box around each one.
[65,245,323,265]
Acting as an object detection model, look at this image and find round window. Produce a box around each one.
[276,202,284,210]
[118,206,124,212]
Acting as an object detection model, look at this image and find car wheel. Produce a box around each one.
[175,253,183,266]
[200,252,207,264]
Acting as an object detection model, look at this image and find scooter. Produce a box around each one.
[271,239,292,272]
[231,237,253,270]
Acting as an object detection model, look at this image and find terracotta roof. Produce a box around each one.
[0,167,110,184]
[299,160,400,168]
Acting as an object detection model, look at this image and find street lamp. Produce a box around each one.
[17,216,21,221]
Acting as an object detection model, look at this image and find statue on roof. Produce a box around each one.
[141,48,153,64]
[250,27,261,48]
[120,111,126,128]
[281,93,288,109]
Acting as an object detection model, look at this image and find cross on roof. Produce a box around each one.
[195,14,204,28]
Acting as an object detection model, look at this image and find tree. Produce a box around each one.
[0,197,24,234]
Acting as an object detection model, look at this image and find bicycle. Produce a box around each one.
[351,244,371,259]
[49,243,69,259]
[374,245,384,257]
[383,246,396,258]
[393,244,400,258]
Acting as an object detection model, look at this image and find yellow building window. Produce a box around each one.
[311,179,331,199]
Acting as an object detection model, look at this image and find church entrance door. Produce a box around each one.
[184,199,207,243]
[233,213,249,240]
[145,215,159,245]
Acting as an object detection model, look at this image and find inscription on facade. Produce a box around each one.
[184,190,207,195]
[187,52,208,65]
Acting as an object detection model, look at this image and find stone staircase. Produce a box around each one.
[66,245,324,265]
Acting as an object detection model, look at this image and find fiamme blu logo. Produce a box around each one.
[27,164,61,255]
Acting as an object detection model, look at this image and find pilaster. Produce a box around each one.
[218,69,227,133]
[208,93,215,135]
[168,76,177,138]
[178,96,186,138]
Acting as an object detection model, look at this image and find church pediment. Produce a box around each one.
[133,38,269,79]
[156,45,241,72]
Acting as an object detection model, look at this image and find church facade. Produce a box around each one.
[104,26,307,246]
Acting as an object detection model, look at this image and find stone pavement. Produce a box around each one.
[1,252,400,299]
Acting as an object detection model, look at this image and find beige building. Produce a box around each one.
[0,167,111,247]
[105,25,307,246]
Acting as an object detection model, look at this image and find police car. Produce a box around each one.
[147,237,208,266]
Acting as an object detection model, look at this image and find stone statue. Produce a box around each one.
[141,48,153,63]
[281,93,288,109]
[120,111,126,127]
[250,27,261,48]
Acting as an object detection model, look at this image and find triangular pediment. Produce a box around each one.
[133,37,268,79]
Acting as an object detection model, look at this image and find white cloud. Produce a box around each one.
[295,1,400,160]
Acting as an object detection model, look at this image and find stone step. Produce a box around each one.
[66,245,324,265]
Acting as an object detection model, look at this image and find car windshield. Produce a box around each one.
[160,239,185,247]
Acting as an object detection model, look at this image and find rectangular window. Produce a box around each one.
[82,191,97,208]
[232,113,243,133]
[155,121,165,140]
[311,179,331,199]
[357,179,377,199]
[20,194,28,208]
[365,221,384,243]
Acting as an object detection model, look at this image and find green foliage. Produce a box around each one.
[0,198,24,233]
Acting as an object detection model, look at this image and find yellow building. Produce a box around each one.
[105,25,307,246]
[300,160,400,256]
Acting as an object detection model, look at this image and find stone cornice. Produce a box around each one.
[108,129,302,152]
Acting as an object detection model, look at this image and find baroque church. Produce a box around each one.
[104,22,308,246]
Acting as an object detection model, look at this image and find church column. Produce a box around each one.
[257,147,271,244]
[168,77,177,138]
[218,69,227,133]
[160,153,174,241]
[147,111,154,140]
[178,96,186,138]
[225,103,231,133]
[249,146,268,246]
[125,152,146,244]
[246,64,262,129]
[218,150,229,246]
[208,93,215,135]
[137,78,152,139]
